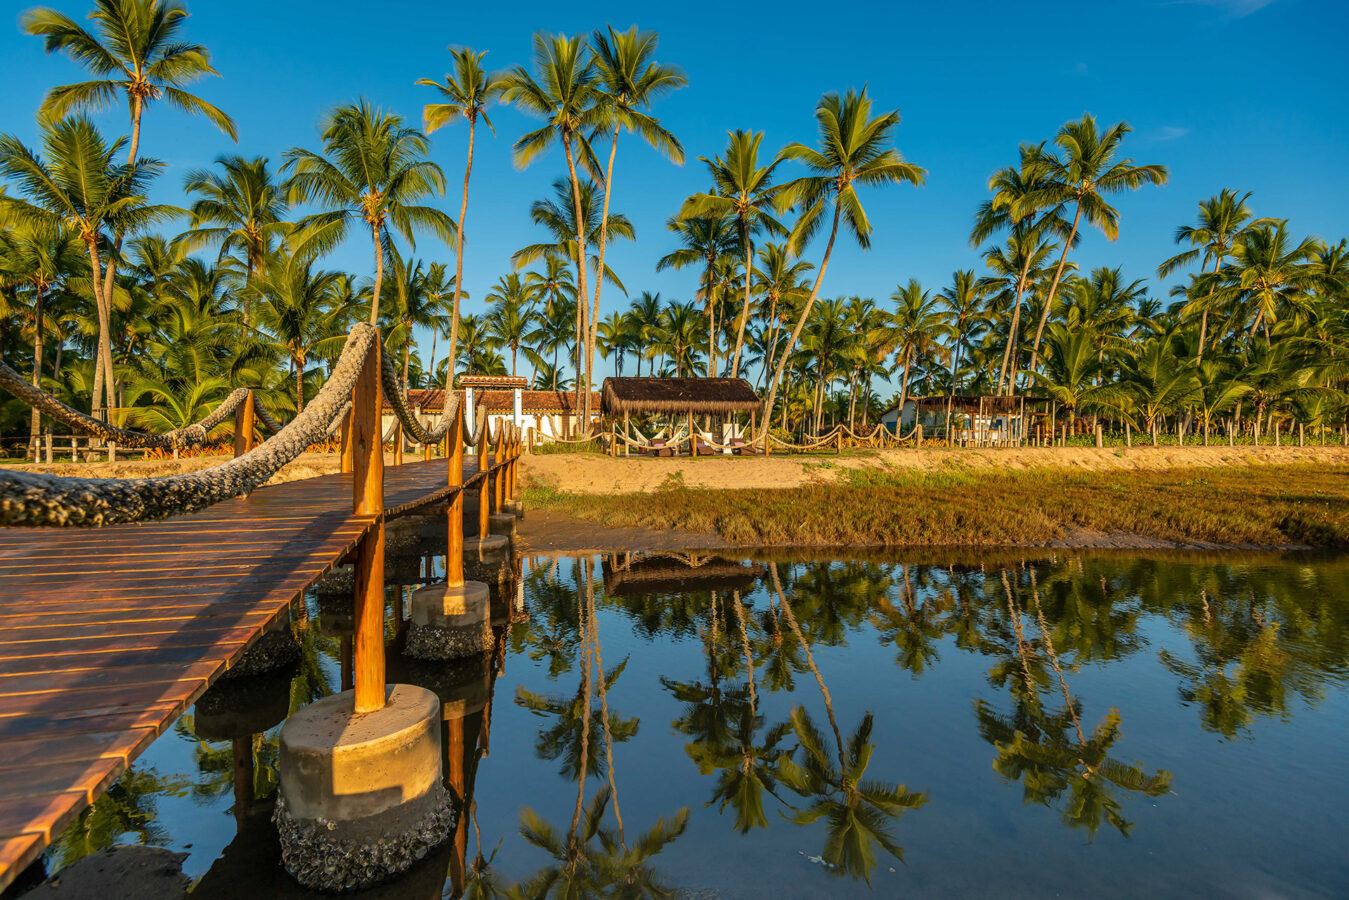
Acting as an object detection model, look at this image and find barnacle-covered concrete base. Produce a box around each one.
[404,582,491,661]
[276,684,450,892]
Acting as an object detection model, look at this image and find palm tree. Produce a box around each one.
[761,88,926,436]
[625,290,664,376]
[1031,324,1128,443]
[0,220,85,454]
[1157,189,1267,362]
[283,100,456,326]
[753,242,814,394]
[588,26,685,406]
[971,145,1074,394]
[937,269,987,396]
[1216,222,1320,345]
[656,216,739,376]
[418,46,506,387]
[1021,115,1168,379]
[0,115,175,418]
[485,273,537,376]
[502,33,602,420]
[680,130,787,378]
[177,155,289,325]
[23,0,236,163]
[254,249,353,410]
[889,280,947,416]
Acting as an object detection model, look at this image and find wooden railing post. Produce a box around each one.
[477,422,490,539]
[509,431,519,499]
[351,336,386,714]
[339,406,355,474]
[233,389,256,459]
[394,421,404,466]
[492,430,504,514]
[446,402,465,587]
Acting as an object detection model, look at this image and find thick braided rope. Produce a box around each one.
[0,325,379,527]
[252,395,286,436]
[0,357,249,450]
[378,350,462,445]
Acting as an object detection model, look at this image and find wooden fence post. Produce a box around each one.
[477,422,491,540]
[351,336,386,715]
[340,407,355,474]
[445,401,465,588]
[233,390,256,459]
[394,421,404,466]
[915,424,923,449]
[492,429,504,513]
[1095,424,1103,449]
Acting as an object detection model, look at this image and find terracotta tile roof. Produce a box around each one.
[388,388,600,414]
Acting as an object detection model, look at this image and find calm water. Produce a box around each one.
[25,533,1349,898]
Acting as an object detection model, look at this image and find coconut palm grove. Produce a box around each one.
[0,2,1345,451]
[2,2,1349,898]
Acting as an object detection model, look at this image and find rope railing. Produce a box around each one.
[0,325,381,526]
[0,357,251,451]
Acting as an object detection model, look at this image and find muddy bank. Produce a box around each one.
[520,444,1349,495]
[516,506,1306,554]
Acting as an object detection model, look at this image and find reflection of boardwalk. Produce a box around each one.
[0,458,481,889]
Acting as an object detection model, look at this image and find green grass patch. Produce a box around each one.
[528,463,1349,549]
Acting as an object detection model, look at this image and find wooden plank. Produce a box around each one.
[0,758,125,803]
[0,679,203,719]
[0,605,278,629]
[0,707,177,742]
[0,625,263,660]
[0,792,86,843]
[0,729,155,768]
[0,638,248,676]
[0,834,42,892]
[0,618,279,645]
[0,662,222,697]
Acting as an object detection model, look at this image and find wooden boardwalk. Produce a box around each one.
[0,457,484,890]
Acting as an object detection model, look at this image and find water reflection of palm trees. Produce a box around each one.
[976,569,1171,838]
[513,556,689,898]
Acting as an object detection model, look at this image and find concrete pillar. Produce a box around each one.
[276,685,451,892]
[404,581,492,660]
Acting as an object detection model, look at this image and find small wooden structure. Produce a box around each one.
[887,394,1050,447]
[601,554,764,596]
[599,377,761,456]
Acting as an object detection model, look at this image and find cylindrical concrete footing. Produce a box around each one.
[404,582,491,660]
[276,684,451,892]
[501,499,524,518]
[488,513,517,540]
[463,534,510,585]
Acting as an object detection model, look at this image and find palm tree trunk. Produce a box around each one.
[761,204,842,439]
[562,136,592,429]
[369,223,385,327]
[447,116,477,389]
[588,123,622,424]
[997,261,1032,395]
[27,287,45,459]
[898,348,915,418]
[730,222,753,377]
[402,338,411,393]
[294,357,306,412]
[1027,203,1084,380]
[84,238,114,420]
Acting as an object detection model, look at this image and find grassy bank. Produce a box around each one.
[525,462,1349,548]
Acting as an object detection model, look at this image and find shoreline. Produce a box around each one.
[518,448,1349,552]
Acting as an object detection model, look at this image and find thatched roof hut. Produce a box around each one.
[600,377,760,416]
[602,555,764,596]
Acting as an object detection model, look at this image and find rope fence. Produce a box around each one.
[0,323,525,528]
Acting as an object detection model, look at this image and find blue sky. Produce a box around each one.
[2,0,1345,383]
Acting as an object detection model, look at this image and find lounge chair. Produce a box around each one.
[648,439,674,457]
